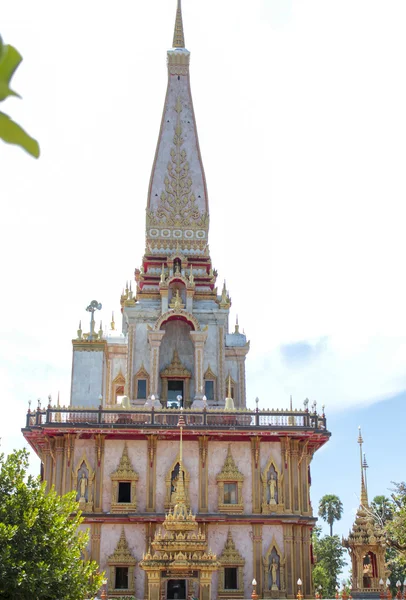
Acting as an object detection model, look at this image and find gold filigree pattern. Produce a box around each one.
[147,97,208,231]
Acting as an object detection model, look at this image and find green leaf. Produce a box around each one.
[0,111,40,158]
[0,43,22,101]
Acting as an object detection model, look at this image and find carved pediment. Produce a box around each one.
[111,443,139,481]
[219,530,245,566]
[108,528,136,566]
[216,445,244,482]
[161,350,191,379]
[204,365,217,380]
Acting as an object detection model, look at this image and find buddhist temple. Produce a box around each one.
[22,2,330,598]
[343,428,388,598]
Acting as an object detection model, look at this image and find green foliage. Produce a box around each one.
[370,491,406,593]
[0,449,104,599]
[0,36,40,157]
[312,527,346,598]
[318,494,344,536]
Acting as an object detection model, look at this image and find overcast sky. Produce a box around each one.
[1,0,406,566]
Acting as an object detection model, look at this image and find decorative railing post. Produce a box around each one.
[98,405,102,424]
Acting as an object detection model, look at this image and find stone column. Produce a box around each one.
[146,435,157,512]
[190,331,208,400]
[43,439,55,493]
[160,288,169,313]
[94,433,105,512]
[251,437,261,514]
[199,436,209,513]
[147,330,165,401]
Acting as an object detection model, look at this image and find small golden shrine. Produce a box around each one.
[140,412,219,600]
[343,428,388,598]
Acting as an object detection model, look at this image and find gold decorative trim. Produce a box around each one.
[110,443,139,514]
[218,530,245,598]
[110,370,125,405]
[133,363,150,400]
[154,308,200,332]
[216,445,244,514]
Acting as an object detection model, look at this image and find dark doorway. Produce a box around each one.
[167,579,186,600]
[168,380,184,406]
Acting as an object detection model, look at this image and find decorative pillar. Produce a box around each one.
[94,433,105,512]
[54,437,65,495]
[126,324,135,399]
[147,330,165,399]
[200,571,212,600]
[62,433,75,494]
[160,287,169,313]
[252,523,263,595]
[186,289,194,313]
[291,440,300,514]
[237,357,246,408]
[293,525,303,597]
[281,438,292,513]
[302,526,312,598]
[43,439,55,493]
[284,524,294,598]
[146,572,161,600]
[218,326,226,402]
[146,435,157,512]
[251,436,261,514]
[91,522,101,564]
[199,436,209,513]
[190,330,208,399]
[299,442,310,515]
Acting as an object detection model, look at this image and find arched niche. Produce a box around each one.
[111,370,126,405]
[165,454,190,510]
[261,456,284,514]
[72,454,95,512]
[262,536,286,598]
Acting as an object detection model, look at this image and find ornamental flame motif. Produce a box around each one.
[147,97,208,230]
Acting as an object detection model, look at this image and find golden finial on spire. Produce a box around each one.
[358,426,369,507]
[234,315,239,334]
[111,311,115,331]
[172,0,185,49]
[98,320,103,339]
[77,320,82,340]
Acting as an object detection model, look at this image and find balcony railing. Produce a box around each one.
[24,406,328,431]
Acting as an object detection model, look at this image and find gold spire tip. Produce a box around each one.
[172,0,185,49]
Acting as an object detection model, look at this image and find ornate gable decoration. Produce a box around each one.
[204,365,217,380]
[219,530,245,566]
[146,97,209,232]
[110,443,139,513]
[108,528,136,566]
[161,349,191,379]
[216,445,244,482]
[216,445,244,514]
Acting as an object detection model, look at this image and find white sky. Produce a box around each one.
[1,0,406,459]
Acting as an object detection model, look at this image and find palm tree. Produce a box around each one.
[318,494,343,536]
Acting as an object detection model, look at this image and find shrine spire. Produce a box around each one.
[172,0,185,48]
[358,427,369,507]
